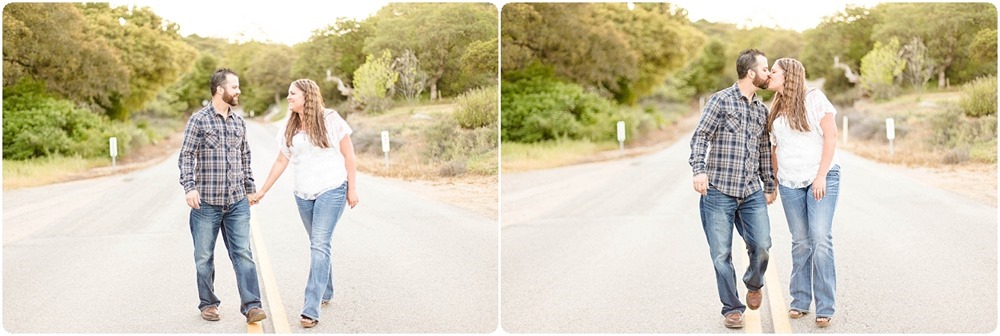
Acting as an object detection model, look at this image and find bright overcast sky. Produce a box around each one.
[114,1,887,45]
[111,1,389,45]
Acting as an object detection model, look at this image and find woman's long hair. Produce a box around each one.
[284,79,331,148]
[767,58,809,133]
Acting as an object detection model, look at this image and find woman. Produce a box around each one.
[254,79,359,328]
[765,58,841,328]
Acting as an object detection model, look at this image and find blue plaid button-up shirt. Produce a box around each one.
[178,105,256,206]
[689,83,776,198]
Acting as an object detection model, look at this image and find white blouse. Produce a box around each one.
[770,88,840,189]
[276,109,353,200]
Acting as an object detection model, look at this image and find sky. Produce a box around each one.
[114,1,886,45]
[110,1,389,45]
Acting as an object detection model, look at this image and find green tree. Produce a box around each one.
[3,3,128,110]
[801,5,880,92]
[873,3,997,88]
[860,38,905,100]
[353,50,398,113]
[394,49,426,104]
[292,18,372,103]
[366,3,497,100]
[78,3,197,120]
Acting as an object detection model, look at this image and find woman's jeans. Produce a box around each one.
[294,182,348,321]
[189,197,263,315]
[778,166,841,318]
[700,188,772,316]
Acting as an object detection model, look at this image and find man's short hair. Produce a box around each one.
[736,49,766,80]
[210,68,238,96]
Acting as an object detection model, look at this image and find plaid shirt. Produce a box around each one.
[178,105,256,206]
[689,83,776,198]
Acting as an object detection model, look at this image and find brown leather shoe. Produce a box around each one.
[200,306,220,321]
[245,307,267,324]
[724,312,744,328]
[746,290,763,310]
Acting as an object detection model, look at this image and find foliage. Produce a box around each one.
[423,118,498,175]
[959,76,997,118]
[394,49,427,104]
[872,2,997,88]
[860,38,905,101]
[366,3,497,100]
[3,3,128,111]
[292,18,372,104]
[502,3,703,104]
[77,3,197,120]
[800,6,880,93]
[353,50,399,113]
[454,86,498,129]
[2,79,133,160]
[897,37,935,91]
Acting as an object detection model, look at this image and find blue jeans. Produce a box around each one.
[778,166,841,318]
[189,197,263,315]
[294,182,348,321]
[700,188,772,316]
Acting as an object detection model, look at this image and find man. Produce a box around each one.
[178,68,266,324]
[688,49,776,329]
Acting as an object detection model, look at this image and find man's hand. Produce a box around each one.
[248,193,260,206]
[693,173,709,195]
[185,190,201,209]
[765,192,776,205]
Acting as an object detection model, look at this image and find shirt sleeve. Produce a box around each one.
[240,119,256,194]
[688,94,723,176]
[178,115,201,193]
[758,125,776,194]
[326,110,353,143]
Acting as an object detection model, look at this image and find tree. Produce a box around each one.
[366,3,496,100]
[800,5,880,92]
[873,3,997,88]
[860,38,905,100]
[292,18,372,104]
[77,3,197,120]
[353,50,398,113]
[394,49,426,104]
[898,37,935,91]
[3,3,128,110]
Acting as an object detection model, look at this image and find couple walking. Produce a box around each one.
[177,68,358,328]
[689,49,842,329]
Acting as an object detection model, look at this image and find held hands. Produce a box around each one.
[248,192,265,206]
[765,192,776,205]
[185,190,201,209]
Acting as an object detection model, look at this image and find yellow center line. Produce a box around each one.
[765,264,792,333]
[249,207,292,334]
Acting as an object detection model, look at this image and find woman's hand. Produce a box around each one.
[812,175,827,201]
[347,188,359,209]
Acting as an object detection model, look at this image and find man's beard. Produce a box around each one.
[752,74,770,90]
[222,91,239,106]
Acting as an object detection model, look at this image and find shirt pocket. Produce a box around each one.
[228,126,245,148]
[204,129,221,149]
[722,110,741,134]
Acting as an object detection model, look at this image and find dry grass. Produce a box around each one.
[2,156,110,190]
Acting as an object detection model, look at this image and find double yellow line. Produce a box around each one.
[247,208,292,334]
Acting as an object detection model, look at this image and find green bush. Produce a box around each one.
[454,86,498,129]
[502,76,624,143]
[3,79,133,160]
[423,117,497,176]
[932,105,998,163]
[959,75,997,117]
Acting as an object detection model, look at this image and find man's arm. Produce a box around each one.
[688,95,723,176]
[240,119,256,195]
[758,125,776,195]
[178,115,201,193]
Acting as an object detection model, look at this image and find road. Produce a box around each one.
[3,119,497,333]
[501,133,996,333]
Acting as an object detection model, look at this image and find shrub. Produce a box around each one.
[454,86,498,129]
[502,77,622,142]
[959,75,997,117]
[3,80,132,160]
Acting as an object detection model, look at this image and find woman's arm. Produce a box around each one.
[255,152,290,202]
[340,135,359,208]
[812,113,838,200]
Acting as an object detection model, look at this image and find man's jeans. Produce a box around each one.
[778,166,841,318]
[700,188,772,316]
[190,197,263,316]
[294,182,348,321]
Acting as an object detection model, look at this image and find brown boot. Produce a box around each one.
[245,307,267,324]
[724,312,744,329]
[200,306,220,321]
[746,290,763,310]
